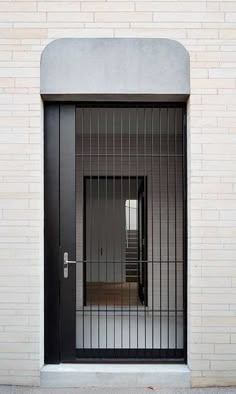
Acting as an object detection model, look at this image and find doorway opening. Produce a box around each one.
[44,102,187,363]
[84,176,147,307]
[75,104,186,359]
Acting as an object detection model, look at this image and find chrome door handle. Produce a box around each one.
[64,252,76,279]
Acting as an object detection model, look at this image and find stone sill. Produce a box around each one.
[41,363,190,388]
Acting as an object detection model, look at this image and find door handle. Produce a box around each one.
[64,252,76,279]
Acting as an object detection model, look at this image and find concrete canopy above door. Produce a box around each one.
[40,38,190,101]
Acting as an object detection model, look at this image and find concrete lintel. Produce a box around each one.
[40,38,190,97]
[40,363,190,388]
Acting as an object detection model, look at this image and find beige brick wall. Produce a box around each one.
[0,0,236,388]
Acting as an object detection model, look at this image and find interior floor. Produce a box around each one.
[86,282,142,306]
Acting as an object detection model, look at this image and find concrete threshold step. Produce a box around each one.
[41,364,190,388]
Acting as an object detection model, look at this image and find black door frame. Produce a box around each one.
[44,104,60,363]
[44,103,76,363]
[44,102,187,364]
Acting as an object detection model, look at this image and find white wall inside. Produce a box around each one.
[85,179,126,283]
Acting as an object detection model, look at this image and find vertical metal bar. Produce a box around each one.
[81,108,85,349]
[113,109,116,348]
[144,108,147,351]
[89,109,92,349]
[151,107,154,354]
[167,108,170,350]
[97,109,100,349]
[128,110,131,353]
[105,109,108,349]
[159,108,162,350]
[136,107,139,352]
[174,108,177,354]
[121,109,123,349]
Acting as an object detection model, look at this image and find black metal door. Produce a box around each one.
[44,102,187,363]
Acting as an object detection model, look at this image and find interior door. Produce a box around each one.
[85,178,125,285]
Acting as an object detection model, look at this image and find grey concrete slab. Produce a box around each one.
[1,386,236,394]
[40,364,190,388]
[40,38,190,99]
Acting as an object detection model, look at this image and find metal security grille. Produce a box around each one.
[75,103,187,361]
